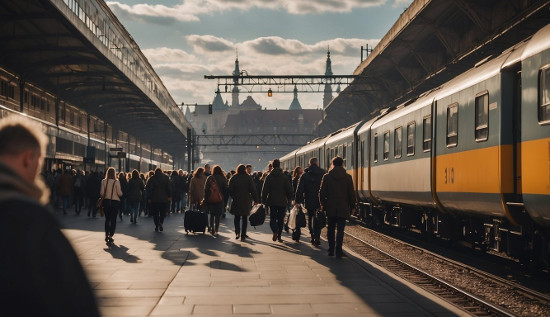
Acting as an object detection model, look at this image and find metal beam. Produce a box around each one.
[204,75,360,94]
[196,134,315,147]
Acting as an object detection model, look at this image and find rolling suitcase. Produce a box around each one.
[184,208,208,234]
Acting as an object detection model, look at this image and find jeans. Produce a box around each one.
[208,202,224,232]
[103,200,120,237]
[129,201,140,222]
[269,206,286,237]
[151,202,168,227]
[234,215,248,236]
[327,216,346,255]
[62,195,70,213]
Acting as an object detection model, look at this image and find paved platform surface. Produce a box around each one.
[56,210,467,317]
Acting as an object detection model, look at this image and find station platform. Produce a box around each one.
[56,210,467,317]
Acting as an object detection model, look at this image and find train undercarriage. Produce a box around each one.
[356,202,550,271]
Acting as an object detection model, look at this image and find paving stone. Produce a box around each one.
[55,212,465,317]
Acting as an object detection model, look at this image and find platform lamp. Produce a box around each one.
[267,88,273,97]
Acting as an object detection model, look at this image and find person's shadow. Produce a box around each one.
[104,244,140,263]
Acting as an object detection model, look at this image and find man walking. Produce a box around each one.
[319,157,356,258]
[147,168,171,232]
[261,159,292,242]
[0,116,99,316]
[295,157,326,246]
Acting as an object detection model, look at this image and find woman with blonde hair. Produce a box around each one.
[101,167,123,244]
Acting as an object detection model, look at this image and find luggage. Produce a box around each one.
[184,208,208,234]
[315,209,327,228]
[288,205,306,230]
[249,204,266,227]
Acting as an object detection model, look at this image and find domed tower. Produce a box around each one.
[322,48,333,109]
[288,85,302,110]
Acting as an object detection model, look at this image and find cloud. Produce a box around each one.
[142,35,382,108]
[186,35,234,53]
[106,0,388,24]
[142,47,196,64]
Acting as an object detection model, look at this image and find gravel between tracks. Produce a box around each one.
[338,223,550,317]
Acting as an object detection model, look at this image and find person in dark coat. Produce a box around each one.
[128,169,144,223]
[261,159,293,242]
[319,156,357,258]
[118,172,128,221]
[204,165,228,235]
[73,169,85,215]
[57,169,73,214]
[147,168,171,232]
[86,171,101,217]
[229,164,259,241]
[0,116,100,316]
[295,157,326,246]
[170,171,182,213]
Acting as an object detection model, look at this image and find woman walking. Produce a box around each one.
[101,167,123,244]
[204,165,228,235]
[229,164,258,241]
[189,167,207,208]
[127,169,144,223]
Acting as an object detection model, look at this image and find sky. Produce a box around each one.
[106,0,413,110]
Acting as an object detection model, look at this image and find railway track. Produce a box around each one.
[337,226,550,316]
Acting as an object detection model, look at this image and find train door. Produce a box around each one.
[512,68,522,196]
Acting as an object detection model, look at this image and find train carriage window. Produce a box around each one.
[374,134,379,162]
[539,66,550,123]
[446,104,458,147]
[475,92,489,141]
[383,131,390,160]
[394,127,402,158]
[423,116,431,152]
[407,122,415,156]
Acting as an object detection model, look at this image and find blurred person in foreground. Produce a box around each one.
[0,116,100,316]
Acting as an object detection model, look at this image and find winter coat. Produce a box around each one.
[295,164,326,211]
[189,173,206,205]
[319,166,356,219]
[229,173,258,216]
[146,172,171,203]
[169,175,181,201]
[261,167,292,207]
[0,161,100,317]
[127,177,144,203]
[57,172,73,196]
[85,173,101,199]
[100,178,123,202]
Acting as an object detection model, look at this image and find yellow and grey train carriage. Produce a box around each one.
[294,135,332,172]
[281,23,550,266]
[323,122,366,192]
[520,23,550,234]
[358,92,436,230]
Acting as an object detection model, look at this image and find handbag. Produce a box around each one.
[296,206,307,228]
[315,209,327,228]
[249,204,266,227]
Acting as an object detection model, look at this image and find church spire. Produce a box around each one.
[232,51,240,107]
[323,48,333,109]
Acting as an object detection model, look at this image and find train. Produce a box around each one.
[0,67,174,174]
[281,23,550,267]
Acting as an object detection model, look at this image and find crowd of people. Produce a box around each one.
[0,115,357,315]
[40,153,356,256]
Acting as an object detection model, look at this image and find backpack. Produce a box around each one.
[207,177,223,204]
